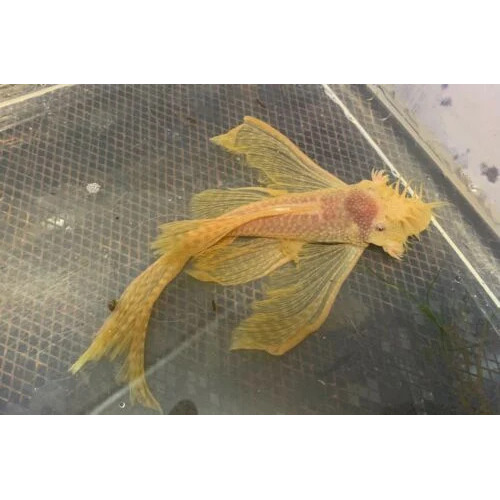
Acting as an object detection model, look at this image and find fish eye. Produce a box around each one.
[375,223,385,232]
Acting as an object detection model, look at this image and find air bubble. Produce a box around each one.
[119,402,126,409]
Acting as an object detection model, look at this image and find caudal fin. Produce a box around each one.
[70,250,189,412]
[69,219,212,412]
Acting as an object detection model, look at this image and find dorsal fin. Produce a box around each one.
[210,116,345,192]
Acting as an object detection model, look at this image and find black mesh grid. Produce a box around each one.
[0,84,498,414]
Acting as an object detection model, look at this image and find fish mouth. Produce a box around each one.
[383,242,405,260]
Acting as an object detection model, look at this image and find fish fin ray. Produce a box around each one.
[211,116,346,192]
[187,237,304,285]
[230,243,365,355]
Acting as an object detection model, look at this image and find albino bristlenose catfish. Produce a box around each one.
[70,116,440,411]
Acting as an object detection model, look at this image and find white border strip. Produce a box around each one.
[0,84,74,110]
[322,84,499,309]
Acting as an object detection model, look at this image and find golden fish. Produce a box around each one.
[70,116,440,412]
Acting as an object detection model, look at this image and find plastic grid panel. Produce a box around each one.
[0,84,498,414]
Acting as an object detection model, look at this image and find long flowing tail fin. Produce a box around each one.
[70,248,190,412]
[70,219,215,412]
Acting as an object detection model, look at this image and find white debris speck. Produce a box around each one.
[86,182,101,194]
[43,216,66,230]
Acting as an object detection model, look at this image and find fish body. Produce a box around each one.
[230,187,375,244]
[225,178,434,258]
[70,116,439,411]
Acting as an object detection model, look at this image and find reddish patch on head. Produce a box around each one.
[345,190,378,235]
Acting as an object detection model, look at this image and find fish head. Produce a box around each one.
[361,171,439,259]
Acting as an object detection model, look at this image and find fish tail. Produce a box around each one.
[70,218,237,412]
[70,250,189,412]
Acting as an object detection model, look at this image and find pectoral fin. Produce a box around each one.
[211,116,346,192]
[230,243,365,355]
[188,237,304,286]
